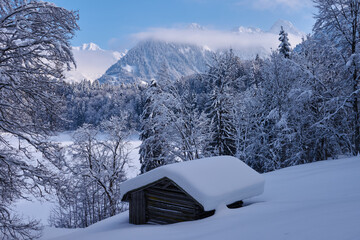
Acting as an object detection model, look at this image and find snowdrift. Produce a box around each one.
[45,157,360,240]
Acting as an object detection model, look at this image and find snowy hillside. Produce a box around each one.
[44,157,360,240]
[65,43,125,82]
[97,40,213,84]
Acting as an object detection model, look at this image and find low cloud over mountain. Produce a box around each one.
[132,20,304,54]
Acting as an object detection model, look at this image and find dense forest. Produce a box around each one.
[1,0,360,238]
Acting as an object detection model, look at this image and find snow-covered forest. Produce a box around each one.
[1,0,360,239]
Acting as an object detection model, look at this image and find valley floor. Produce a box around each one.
[43,156,360,240]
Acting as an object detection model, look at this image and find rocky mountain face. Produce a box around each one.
[98,40,213,84]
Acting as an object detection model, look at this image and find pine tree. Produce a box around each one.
[139,80,165,173]
[174,79,203,161]
[204,50,241,156]
[138,65,177,173]
[278,26,291,58]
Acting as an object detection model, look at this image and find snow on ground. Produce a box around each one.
[45,157,360,240]
[14,197,55,226]
[125,133,141,178]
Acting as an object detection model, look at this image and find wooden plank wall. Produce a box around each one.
[127,178,217,225]
[129,190,146,224]
[144,180,214,224]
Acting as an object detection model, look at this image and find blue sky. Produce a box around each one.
[50,0,316,51]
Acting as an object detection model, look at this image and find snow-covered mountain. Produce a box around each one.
[65,43,125,83]
[97,20,304,85]
[72,42,102,51]
[187,22,206,31]
[268,19,305,36]
[98,40,213,84]
[232,26,262,34]
[230,20,304,59]
[233,19,304,37]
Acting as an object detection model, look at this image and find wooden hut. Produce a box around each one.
[120,156,265,225]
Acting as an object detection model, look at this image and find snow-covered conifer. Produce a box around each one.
[278,26,291,58]
[139,66,175,173]
[204,50,241,157]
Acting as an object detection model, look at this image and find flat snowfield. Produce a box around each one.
[45,157,360,240]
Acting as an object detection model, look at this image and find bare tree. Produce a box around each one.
[50,117,130,228]
[313,0,360,154]
[0,0,78,238]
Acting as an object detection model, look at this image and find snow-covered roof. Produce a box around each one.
[120,156,265,211]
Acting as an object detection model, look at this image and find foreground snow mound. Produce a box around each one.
[121,156,265,211]
[46,157,360,240]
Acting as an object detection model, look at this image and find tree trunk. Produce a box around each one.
[353,75,360,154]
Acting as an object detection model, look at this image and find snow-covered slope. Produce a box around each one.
[97,40,213,84]
[45,157,360,240]
[65,43,125,83]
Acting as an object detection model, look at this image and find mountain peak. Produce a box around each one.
[98,39,213,84]
[66,43,126,83]
[232,26,262,34]
[269,19,304,36]
[72,42,102,51]
[187,23,205,31]
[81,42,102,51]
